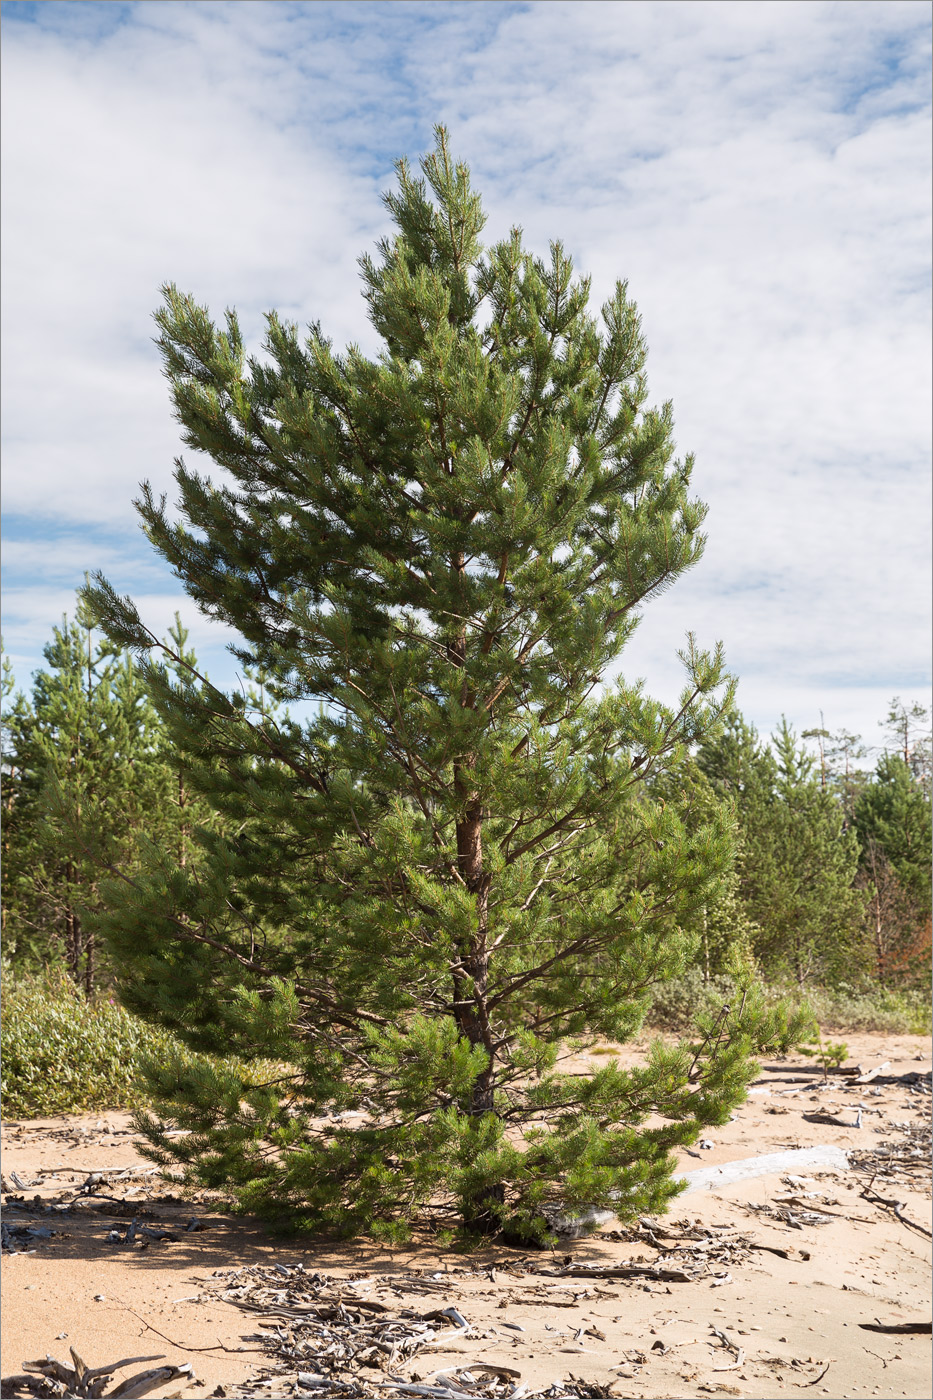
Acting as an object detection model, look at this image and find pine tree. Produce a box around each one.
[855,837,929,987]
[700,715,865,985]
[802,720,869,817]
[696,711,774,804]
[85,131,808,1241]
[879,697,932,794]
[823,727,870,821]
[159,614,217,872]
[647,753,758,982]
[855,752,931,909]
[1,644,45,962]
[854,708,931,987]
[1,599,206,990]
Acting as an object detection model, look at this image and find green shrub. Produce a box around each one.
[800,982,931,1036]
[799,1030,849,1074]
[646,967,930,1036]
[1,969,289,1119]
[645,969,742,1032]
[1,969,179,1117]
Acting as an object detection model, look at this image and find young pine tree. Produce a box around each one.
[879,697,932,795]
[853,750,932,985]
[1,602,210,989]
[86,131,808,1241]
[702,716,864,986]
[855,752,932,910]
[646,754,758,983]
[1,599,160,989]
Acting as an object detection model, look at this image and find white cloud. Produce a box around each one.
[2,581,240,692]
[2,2,392,525]
[2,0,929,742]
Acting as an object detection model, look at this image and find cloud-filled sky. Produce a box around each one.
[2,0,930,754]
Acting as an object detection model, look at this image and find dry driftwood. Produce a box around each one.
[550,1262,696,1282]
[858,1319,933,1335]
[802,1109,862,1129]
[853,1062,892,1084]
[679,1144,850,1194]
[0,1350,193,1399]
[859,1185,933,1239]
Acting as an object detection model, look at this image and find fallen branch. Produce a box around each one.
[679,1145,850,1194]
[796,1360,831,1387]
[747,1241,810,1262]
[116,1305,264,1355]
[1,1350,192,1399]
[853,1063,892,1084]
[859,1185,933,1239]
[859,1319,933,1335]
[709,1323,745,1370]
[550,1263,696,1282]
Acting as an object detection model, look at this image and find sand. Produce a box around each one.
[2,1032,930,1399]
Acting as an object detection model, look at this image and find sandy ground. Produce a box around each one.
[2,1032,930,1399]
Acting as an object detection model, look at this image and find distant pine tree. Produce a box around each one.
[1,601,214,990]
[700,714,865,985]
[854,750,931,985]
[86,130,808,1241]
[646,753,758,981]
[856,753,932,909]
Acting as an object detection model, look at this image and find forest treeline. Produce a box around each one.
[3,595,930,999]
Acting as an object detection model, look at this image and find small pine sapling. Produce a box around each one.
[799,1029,849,1079]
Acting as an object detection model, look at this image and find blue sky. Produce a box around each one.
[2,0,930,753]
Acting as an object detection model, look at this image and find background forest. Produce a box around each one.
[3,595,930,1123]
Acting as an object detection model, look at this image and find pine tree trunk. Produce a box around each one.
[178,769,188,868]
[453,809,494,1072]
[873,893,886,985]
[454,769,502,1230]
[449,560,496,1111]
[84,922,95,997]
[65,907,78,984]
[64,862,79,984]
[448,532,505,1232]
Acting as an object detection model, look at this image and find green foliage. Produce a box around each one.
[646,755,758,979]
[804,983,931,1036]
[801,723,869,819]
[0,966,287,1120]
[855,753,932,908]
[0,967,176,1117]
[1,603,217,992]
[132,989,810,1243]
[849,737,931,988]
[879,697,932,796]
[647,968,930,1036]
[647,969,746,1032]
[79,129,798,1239]
[799,1029,849,1075]
[698,714,866,984]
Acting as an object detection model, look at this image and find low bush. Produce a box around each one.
[800,982,931,1035]
[645,969,742,1032]
[646,966,931,1036]
[1,969,288,1119]
[1,969,178,1117]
